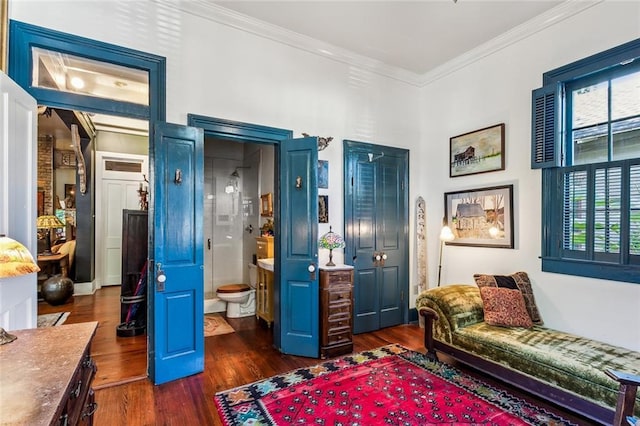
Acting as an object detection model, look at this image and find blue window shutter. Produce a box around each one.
[531,84,560,169]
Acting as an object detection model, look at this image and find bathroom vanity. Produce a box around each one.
[256,236,274,327]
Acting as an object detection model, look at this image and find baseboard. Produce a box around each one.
[408,307,419,323]
[74,281,97,296]
[204,297,226,314]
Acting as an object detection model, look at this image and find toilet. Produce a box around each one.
[216,264,257,318]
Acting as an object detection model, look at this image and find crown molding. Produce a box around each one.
[154,0,602,88]
[154,0,423,86]
[417,0,603,86]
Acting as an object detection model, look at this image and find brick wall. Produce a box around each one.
[37,136,54,215]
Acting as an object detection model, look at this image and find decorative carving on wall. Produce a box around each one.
[416,196,427,292]
[302,133,333,151]
[71,125,87,194]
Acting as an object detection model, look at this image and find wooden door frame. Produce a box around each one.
[343,140,410,327]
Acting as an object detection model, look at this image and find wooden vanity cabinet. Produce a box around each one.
[256,266,274,326]
[256,236,274,326]
[256,236,274,259]
[319,266,354,358]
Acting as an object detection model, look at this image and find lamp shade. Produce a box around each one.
[319,226,345,267]
[318,226,345,250]
[439,225,455,242]
[36,215,64,229]
[0,235,40,278]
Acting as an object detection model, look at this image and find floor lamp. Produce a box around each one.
[437,225,455,287]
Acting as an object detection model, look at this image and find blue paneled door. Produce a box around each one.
[277,136,319,358]
[150,122,204,384]
[344,142,409,334]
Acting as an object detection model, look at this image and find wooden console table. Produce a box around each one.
[38,252,69,278]
[0,321,98,425]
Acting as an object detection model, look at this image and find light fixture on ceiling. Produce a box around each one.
[70,76,85,89]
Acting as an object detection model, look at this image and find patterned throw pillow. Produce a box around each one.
[473,271,543,325]
[479,287,533,328]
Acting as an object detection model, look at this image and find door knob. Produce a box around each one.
[382,253,388,260]
[308,264,316,273]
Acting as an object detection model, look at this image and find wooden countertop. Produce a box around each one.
[0,321,98,425]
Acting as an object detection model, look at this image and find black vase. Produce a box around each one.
[42,275,74,306]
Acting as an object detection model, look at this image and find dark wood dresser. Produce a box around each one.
[319,265,354,358]
[0,321,98,425]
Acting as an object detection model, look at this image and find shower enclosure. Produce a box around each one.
[203,139,269,313]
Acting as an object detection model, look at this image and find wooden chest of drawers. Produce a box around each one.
[319,266,354,358]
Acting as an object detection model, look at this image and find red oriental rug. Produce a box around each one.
[214,344,576,425]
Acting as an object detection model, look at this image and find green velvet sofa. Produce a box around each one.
[416,284,640,425]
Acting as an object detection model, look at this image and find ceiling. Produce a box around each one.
[213,0,566,75]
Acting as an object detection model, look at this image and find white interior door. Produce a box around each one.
[101,180,141,285]
[95,152,148,287]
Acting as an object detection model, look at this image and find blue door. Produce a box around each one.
[277,136,319,357]
[150,122,204,384]
[344,142,409,334]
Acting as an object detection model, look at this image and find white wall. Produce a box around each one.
[419,1,640,351]
[10,0,420,272]
[10,1,640,350]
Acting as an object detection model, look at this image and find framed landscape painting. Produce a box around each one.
[444,184,514,248]
[450,123,505,177]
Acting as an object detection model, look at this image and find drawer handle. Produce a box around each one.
[59,413,69,426]
[83,356,96,371]
[82,402,98,419]
[70,380,82,399]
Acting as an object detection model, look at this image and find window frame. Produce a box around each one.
[534,38,640,284]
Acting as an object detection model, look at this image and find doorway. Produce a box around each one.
[10,20,164,381]
[95,151,149,288]
[202,137,273,314]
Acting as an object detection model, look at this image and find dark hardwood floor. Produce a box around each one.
[38,287,595,426]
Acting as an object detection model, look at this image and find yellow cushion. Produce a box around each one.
[56,240,76,268]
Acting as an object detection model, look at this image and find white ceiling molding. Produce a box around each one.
[154,0,601,88]
[154,0,424,86]
[417,0,603,86]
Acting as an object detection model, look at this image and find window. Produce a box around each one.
[532,38,640,284]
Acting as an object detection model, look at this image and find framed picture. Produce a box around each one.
[450,123,505,178]
[54,150,77,169]
[444,184,514,248]
[319,195,328,223]
[260,193,273,217]
[318,160,329,189]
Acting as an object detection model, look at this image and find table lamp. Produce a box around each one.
[0,235,40,344]
[318,226,345,267]
[37,215,64,255]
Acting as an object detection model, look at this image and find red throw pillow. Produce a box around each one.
[474,272,543,325]
[479,287,533,328]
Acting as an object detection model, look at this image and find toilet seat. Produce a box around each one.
[217,284,251,294]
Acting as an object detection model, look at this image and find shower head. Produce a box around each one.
[230,166,250,178]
